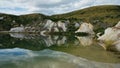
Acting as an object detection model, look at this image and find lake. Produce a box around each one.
[0,33,120,68]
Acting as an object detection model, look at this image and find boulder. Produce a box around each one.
[75,23,95,35]
[97,21,120,42]
[97,21,120,51]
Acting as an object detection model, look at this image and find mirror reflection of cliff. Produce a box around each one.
[0,33,69,50]
[8,33,97,48]
[0,33,87,49]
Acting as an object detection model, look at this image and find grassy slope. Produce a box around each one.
[0,5,120,32]
[0,13,46,30]
[52,5,120,23]
[51,5,120,32]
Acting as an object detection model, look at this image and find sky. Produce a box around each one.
[0,0,120,15]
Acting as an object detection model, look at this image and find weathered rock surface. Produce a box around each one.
[97,21,120,51]
[75,23,95,35]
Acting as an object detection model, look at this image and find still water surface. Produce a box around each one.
[0,33,120,68]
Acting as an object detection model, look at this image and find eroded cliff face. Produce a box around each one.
[9,19,81,34]
[43,20,68,32]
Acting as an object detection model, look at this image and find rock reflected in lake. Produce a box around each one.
[75,36,94,46]
[75,23,95,35]
[9,33,67,47]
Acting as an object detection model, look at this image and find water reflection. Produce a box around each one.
[75,36,94,46]
[9,33,43,39]
[9,33,67,47]
[9,33,95,47]
[0,33,120,64]
[0,48,119,68]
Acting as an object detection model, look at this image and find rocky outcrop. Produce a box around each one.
[97,21,120,42]
[43,20,56,32]
[75,23,95,35]
[43,20,68,32]
[57,21,67,32]
[39,20,68,34]
[97,21,120,51]
[9,19,82,34]
[9,19,68,33]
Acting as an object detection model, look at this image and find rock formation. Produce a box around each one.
[57,21,67,32]
[9,19,83,35]
[75,23,95,35]
[97,21,120,42]
[97,21,120,51]
[43,20,55,32]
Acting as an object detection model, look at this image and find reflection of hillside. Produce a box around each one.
[0,34,46,50]
[0,33,68,50]
[10,33,67,46]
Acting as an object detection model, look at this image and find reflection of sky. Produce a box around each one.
[0,48,30,62]
[0,48,28,56]
[0,48,119,68]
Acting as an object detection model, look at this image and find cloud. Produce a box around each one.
[0,0,120,15]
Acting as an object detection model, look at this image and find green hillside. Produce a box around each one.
[0,5,120,32]
[52,5,120,22]
[51,5,120,32]
[0,13,46,31]
[0,13,18,30]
